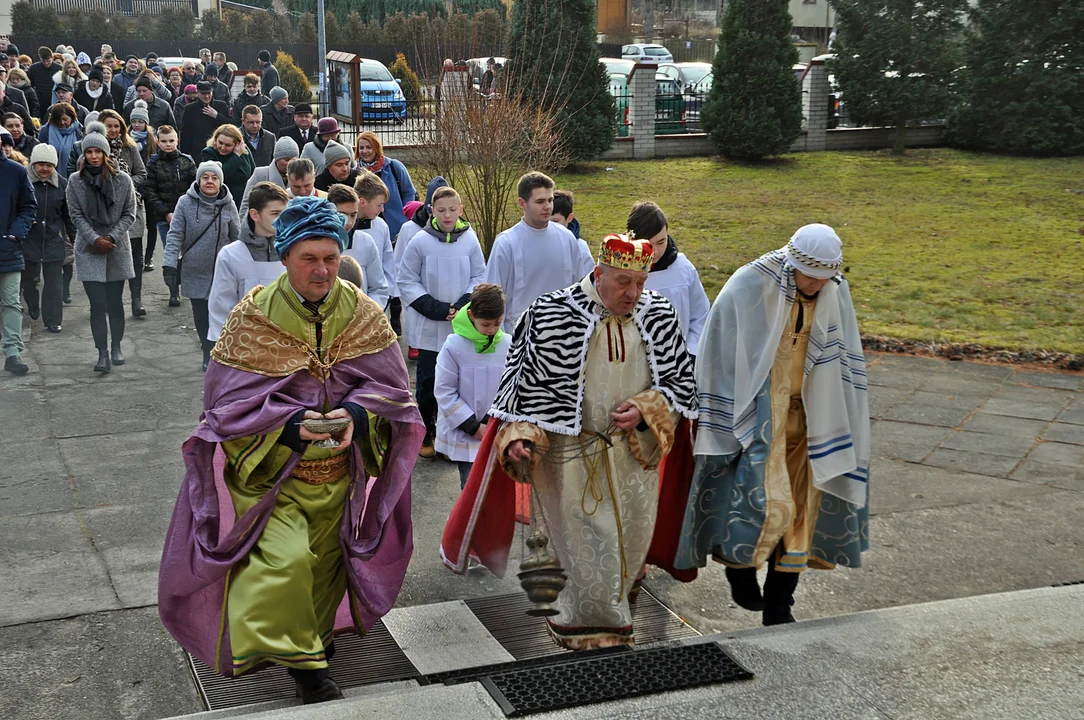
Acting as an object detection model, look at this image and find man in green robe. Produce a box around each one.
[159,196,425,704]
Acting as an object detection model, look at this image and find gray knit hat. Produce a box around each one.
[81,122,111,155]
[322,140,351,167]
[196,159,225,186]
[129,99,150,125]
[273,136,299,161]
[268,86,287,104]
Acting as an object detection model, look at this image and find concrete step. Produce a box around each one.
[166,584,1084,720]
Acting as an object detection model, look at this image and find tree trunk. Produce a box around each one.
[893,116,907,155]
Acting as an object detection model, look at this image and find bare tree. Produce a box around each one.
[412,87,568,256]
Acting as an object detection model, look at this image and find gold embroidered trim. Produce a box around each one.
[212,284,398,378]
[292,453,350,485]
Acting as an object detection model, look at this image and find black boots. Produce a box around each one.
[94,349,111,373]
[389,297,402,335]
[724,566,766,612]
[5,355,29,375]
[288,668,344,705]
[111,344,125,366]
[724,561,800,626]
[132,297,146,318]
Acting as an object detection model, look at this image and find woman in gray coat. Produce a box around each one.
[66,124,137,373]
[162,159,240,370]
[98,110,148,318]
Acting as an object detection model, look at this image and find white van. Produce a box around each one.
[621,44,674,64]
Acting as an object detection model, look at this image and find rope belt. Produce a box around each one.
[573,429,631,600]
[292,452,350,485]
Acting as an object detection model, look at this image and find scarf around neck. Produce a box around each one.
[83,165,118,225]
[452,303,503,353]
[650,235,679,272]
[360,155,385,174]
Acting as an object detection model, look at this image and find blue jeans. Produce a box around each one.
[457,461,472,489]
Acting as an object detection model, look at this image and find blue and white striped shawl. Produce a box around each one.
[490,278,698,436]
[695,249,870,507]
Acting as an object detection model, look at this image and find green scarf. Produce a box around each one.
[452,303,503,353]
[430,215,470,242]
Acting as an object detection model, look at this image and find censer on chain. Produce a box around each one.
[515,458,567,617]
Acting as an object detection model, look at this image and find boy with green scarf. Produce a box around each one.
[434,283,510,488]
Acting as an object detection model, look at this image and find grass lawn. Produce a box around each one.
[555,149,1084,354]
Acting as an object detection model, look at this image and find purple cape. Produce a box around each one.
[158,344,424,676]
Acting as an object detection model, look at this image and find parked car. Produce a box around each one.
[600,57,635,77]
[658,62,712,93]
[156,57,201,71]
[467,56,508,94]
[608,72,687,137]
[359,58,407,123]
[684,71,713,121]
[621,44,674,64]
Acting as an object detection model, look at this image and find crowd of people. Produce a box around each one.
[0,38,870,710]
[0,40,420,373]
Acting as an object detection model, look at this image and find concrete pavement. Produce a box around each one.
[1,265,1081,719]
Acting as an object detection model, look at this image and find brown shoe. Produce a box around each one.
[419,443,436,459]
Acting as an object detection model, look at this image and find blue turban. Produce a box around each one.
[273,195,349,256]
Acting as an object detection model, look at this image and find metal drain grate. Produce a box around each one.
[464,588,700,660]
[481,642,753,717]
[187,621,420,710]
[1052,580,1084,587]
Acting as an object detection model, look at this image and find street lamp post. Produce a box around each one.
[316,0,327,111]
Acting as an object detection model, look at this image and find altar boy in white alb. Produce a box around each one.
[434,283,511,489]
[327,183,389,308]
[627,202,710,358]
[206,182,290,342]
[484,172,595,334]
[397,185,487,457]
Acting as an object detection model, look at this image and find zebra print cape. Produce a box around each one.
[490,279,698,436]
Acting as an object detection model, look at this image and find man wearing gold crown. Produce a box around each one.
[441,234,697,650]
[676,224,871,626]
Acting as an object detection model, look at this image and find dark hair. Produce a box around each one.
[552,189,574,218]
[286,157,315,180]
[2,112,24,127]
[248,181,290,213]
[626,201,667,241]
[48,102,77,127]
[469,283,505,320]
[38,46,52,62]
[326,183,358,205]
[517,171,554,201]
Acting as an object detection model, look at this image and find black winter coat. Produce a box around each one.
[143,150,198,220]
[1,96,36,138]
[25,170,75,264]
[231,91,270,124]
[179,100,230,158]
[73,84,115,113]
[26,60,57,121]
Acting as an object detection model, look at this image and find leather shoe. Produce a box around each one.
[63,293,72,304]
[763,610,796,626]
[27,307,40,320]
[724,565,766,612]
[132,298,146,317]
[111,345,125,366]
[168,294,181,307]
[5,355,29,375]
[143,262,154,272]
[46,325,62,333]
[93,350,111,373]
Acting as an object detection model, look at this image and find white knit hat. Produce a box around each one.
[30,143,59,166]
[785,224,844,279]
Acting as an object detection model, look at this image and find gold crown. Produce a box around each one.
[598,233,653,272]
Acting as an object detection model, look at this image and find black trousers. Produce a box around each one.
[190,298,214,355]
[415,349,438,440]
[22,260,64,327]
[63,263,72,297]
[129,235,144,301]
[83,280,125,349]
[144,215,158,266]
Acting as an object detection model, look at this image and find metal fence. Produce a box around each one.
[31,0,199,15]
[314,87,438,150]
[598,38,716,64]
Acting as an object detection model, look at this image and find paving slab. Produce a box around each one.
[917,372,998,397]
[1010,459,1084,493]
[381,600,514,675]
[870,420,952,463]
[937,429,1037,458]
[866,386,912,419]
[981,388,1073,422]
[1009,370,1084,391]
[58,429,189,507]
[868,458,1053,515]
[1058,398,1084,426]
[82,499,176,607]
[880,402,975,428]
[921,447,1021,477]
[0,606,202,720]
[1041,422,1084,446]
[961,412,1049,438]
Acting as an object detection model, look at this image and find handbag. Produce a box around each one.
[176,205,224,281]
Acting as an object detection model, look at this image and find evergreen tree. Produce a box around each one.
[701,0,802,159]
[831,0,966,154]
[506,0,614,160]
[948,0,1084,156]
[297,12,318,44]
[324,11,342,46]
